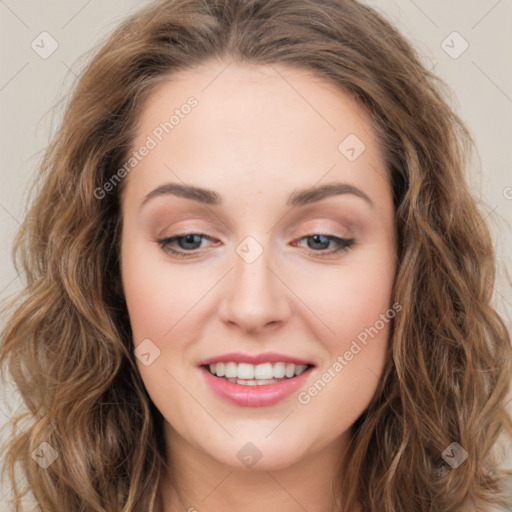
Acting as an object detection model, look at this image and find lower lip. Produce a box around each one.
[199,366,314,407]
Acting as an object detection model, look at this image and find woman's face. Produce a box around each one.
[120,60,397,471]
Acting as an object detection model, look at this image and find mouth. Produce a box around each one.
[201,361,315,386]
[199,360,316,407]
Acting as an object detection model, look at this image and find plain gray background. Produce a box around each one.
[1,0,511,508]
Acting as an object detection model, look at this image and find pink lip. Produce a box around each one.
[199,365,315,407]
[197,351,314,366]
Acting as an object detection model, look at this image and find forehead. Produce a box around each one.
[123,60,389,208]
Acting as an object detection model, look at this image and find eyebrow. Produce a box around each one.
[140,181,373,209]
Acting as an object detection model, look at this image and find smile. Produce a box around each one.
[200,363,315,407]
[205,361,311,384]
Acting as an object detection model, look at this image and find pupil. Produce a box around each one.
[180,234,201,249]
[309,235,329,250]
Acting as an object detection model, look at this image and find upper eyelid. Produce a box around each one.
[159,219,355,238]
[159,231,351,242]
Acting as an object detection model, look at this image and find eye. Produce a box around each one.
[157,233,215,258]
[295,234,355,257]
[156,232,355,259]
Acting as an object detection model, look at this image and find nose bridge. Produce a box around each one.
[218,235,290,331]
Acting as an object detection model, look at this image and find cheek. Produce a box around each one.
[299,244,394,408]
[120,240,199,412]
[291,242,395,410]
[294,263,395,420]
[121,238,203,340]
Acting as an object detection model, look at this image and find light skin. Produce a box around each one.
[120,59,397,512]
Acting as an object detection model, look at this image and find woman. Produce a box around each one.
[1,0,511,511]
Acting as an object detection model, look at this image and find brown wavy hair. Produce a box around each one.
[1,0,511,510]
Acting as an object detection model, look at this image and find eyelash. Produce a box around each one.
[156,232,355,259]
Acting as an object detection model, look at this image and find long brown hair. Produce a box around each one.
[1,1,511,510]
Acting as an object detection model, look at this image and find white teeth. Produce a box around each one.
[285,364,295,378]
[294,364,307,376]
[237,363,255,380]
[225,362,237,378]
[254,362,273,380]
[206,361,311,380]
[218,363,225,376]
[273,362,286,378]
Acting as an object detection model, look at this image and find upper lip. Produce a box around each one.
[198,351,315,367]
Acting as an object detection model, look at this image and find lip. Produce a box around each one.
[197,351,315,366]
[199,365,315,407]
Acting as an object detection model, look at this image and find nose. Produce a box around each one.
[218,244,292,334]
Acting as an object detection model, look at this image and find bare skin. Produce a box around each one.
[120,59,397,512]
